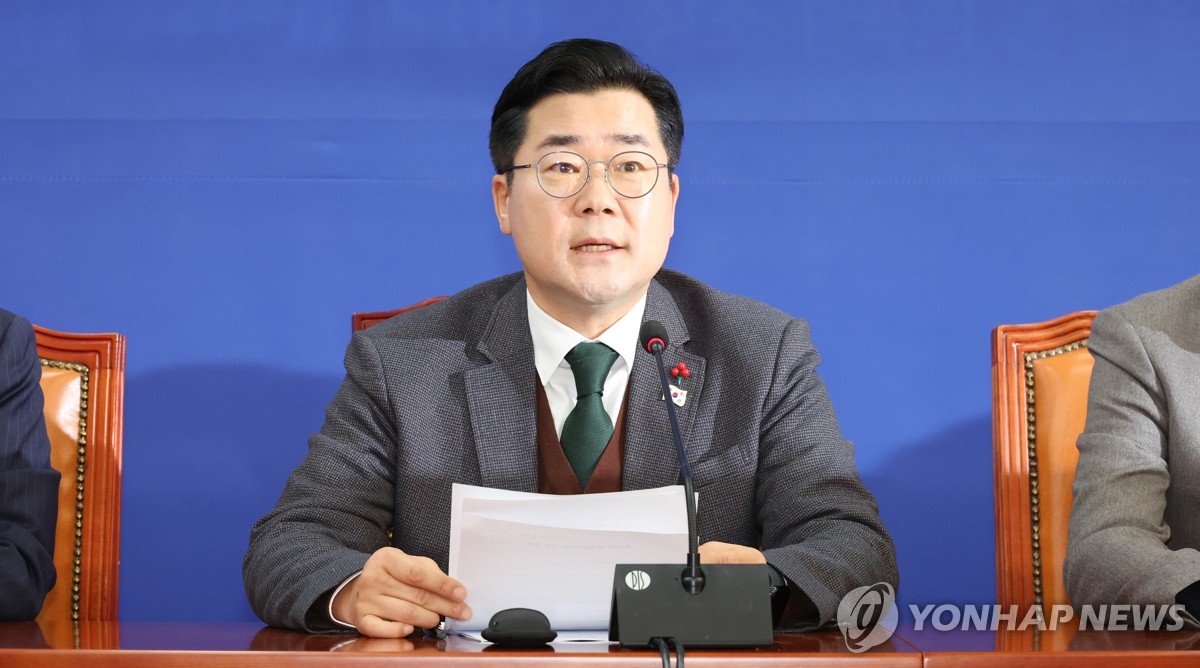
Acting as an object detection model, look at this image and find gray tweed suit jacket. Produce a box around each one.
[1066,273,1200,607]
[244,269,897,632]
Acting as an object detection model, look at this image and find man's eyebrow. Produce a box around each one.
[611,133,650,147]
[536,134,580,150]
[533,133,651,150]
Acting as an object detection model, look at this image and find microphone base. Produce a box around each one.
[609,563,774,648]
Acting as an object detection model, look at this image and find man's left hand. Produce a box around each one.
[698,541,767,564]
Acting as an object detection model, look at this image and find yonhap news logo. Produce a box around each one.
[837,582,898,653]
[909,603,1189,631]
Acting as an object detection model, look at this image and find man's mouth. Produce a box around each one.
[573,243,617,252]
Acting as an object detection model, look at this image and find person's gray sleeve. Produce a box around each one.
[1065,309,1200,606]
[243,333,397,632]
[757,319,899,630]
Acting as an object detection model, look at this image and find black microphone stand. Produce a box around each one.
[646,336,704,595]
[609,322,774,649]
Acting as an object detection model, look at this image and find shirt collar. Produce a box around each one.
[527,290,647,385]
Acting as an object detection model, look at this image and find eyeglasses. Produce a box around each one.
[504,150,670,199]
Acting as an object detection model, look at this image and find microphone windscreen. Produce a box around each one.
[639,320,669,353]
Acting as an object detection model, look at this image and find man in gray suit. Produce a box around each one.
[1066,273,1200,618]
[244,38,897,637]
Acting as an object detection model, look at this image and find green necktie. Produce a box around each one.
[560,341,619,489]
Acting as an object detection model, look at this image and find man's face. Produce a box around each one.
[492,88,679,329]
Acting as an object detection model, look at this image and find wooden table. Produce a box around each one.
[10,620,1200,666]
[901,620,1200,667]
[0,621,921,667]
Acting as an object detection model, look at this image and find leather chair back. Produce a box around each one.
[352,296,447,332]
[992,311,1095,611]
[34,325,126,627]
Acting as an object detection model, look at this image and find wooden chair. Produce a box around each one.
[352,296,447,332]
[33,325,126,626]
[992,311,1096,612]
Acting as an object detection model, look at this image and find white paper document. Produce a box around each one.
[445,483,689,633]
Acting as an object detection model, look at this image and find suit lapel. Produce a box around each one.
[623,279,707,491]
[464,279,539,492]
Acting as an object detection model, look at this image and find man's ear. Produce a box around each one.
[492,174,512,235]
[667,172,680,237]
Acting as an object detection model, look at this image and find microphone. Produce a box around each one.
[638,321,703,594]
[608,320,774,648]
[639,320,667,354]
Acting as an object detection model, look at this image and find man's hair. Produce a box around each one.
[489,38,683,179]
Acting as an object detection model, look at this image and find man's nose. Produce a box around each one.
[574,162,618,214]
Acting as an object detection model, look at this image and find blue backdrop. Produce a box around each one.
[2,1,1197,622]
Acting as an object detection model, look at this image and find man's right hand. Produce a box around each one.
[331,547,472,638]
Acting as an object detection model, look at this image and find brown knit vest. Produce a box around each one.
[536,380,629,494]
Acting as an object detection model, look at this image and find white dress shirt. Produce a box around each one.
[527,289,646,436]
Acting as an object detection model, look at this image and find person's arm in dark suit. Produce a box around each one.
[244,332,393,632]
[243,331,468,634]
[755,318,899,630]
[0,310,60,621]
